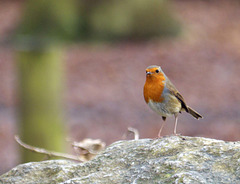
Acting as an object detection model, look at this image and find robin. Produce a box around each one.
[143,65,203,137]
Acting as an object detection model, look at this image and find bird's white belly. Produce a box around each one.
[148,97,181,117]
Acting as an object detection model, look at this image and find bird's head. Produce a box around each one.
[145,65,163,79]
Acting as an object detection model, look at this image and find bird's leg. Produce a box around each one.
[158,120,166,138]
[173,113,178,135]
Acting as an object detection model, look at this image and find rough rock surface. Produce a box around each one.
[1,136,240,184]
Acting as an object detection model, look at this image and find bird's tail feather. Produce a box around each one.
[187,106,203,119]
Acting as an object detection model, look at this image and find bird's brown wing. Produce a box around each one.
[165,78,189,112]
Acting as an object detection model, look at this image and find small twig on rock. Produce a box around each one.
[127,127,139,140]
[15,135,84,162]
[71,138,106,161]
[72,139,106,154]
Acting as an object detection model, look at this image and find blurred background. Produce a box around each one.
[1,0,240,175]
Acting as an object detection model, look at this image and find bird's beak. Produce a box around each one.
[146,71,151,76]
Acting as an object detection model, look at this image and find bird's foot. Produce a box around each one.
[154,135,162,139]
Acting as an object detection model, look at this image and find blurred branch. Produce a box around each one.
[15,135,84,162]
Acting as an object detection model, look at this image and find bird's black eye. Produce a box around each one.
[155,69,159,73]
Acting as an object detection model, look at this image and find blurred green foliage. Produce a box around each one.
[17,0,79,42]
[17,0,180,42]
[81,0,180,41]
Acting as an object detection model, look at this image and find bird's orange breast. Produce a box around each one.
[144,73,165,103]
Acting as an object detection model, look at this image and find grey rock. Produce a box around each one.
[1,136,240,184]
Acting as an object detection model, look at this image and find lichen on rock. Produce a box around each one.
[1,136,240,183]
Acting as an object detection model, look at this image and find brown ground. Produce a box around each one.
[1,0,240,174]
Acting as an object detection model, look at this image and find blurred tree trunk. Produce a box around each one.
[17,48,66,162]
[16,0,78,162]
